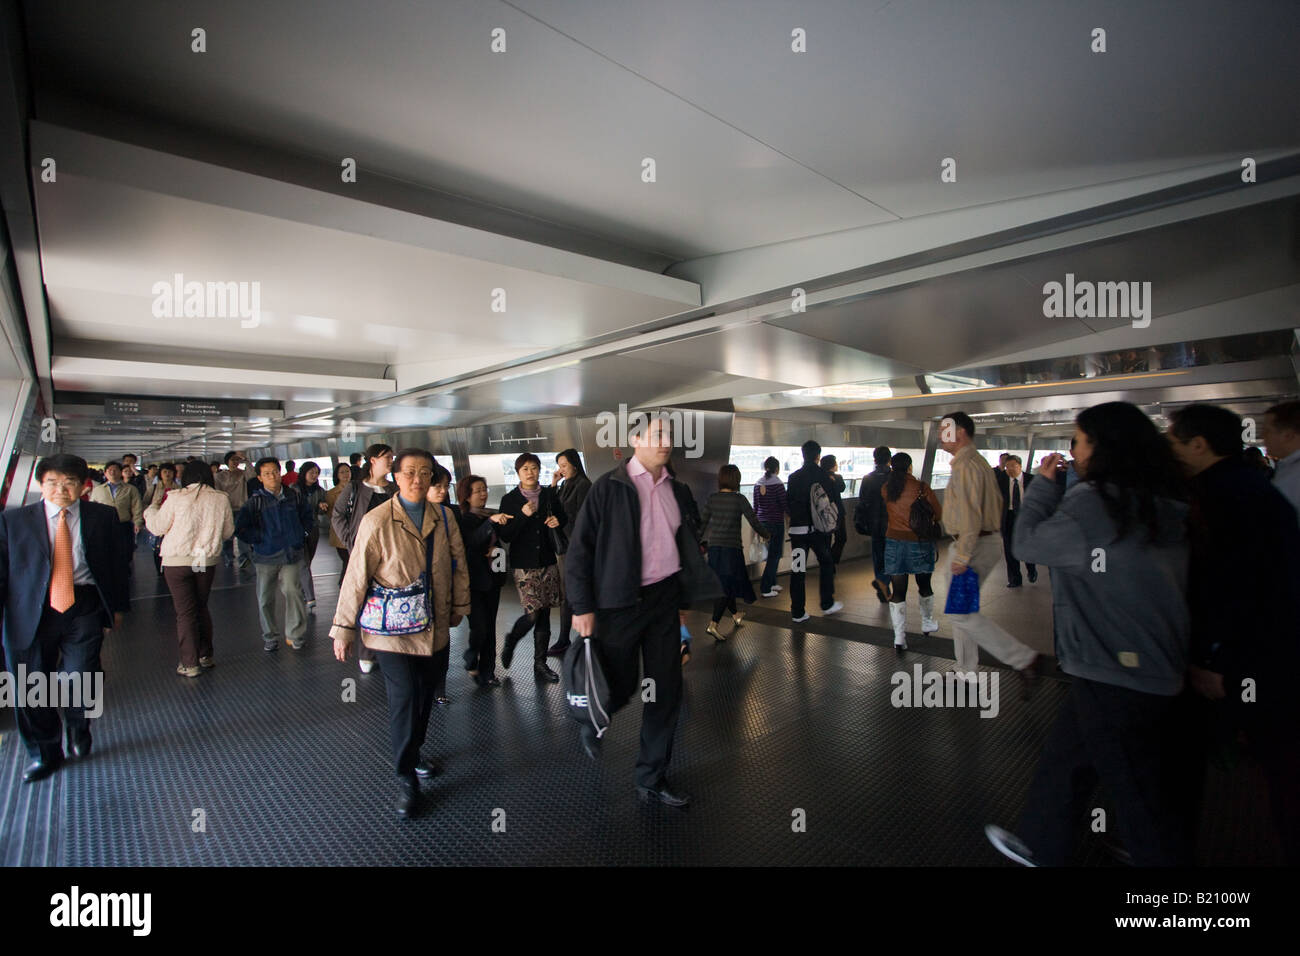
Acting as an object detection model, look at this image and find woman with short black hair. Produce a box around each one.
[497,452,566,683]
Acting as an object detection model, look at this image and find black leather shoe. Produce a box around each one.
[547,641,571,658]
[637,780,691,808]
[1006,582,1021,589]
[23,757,63,783]
[414,760,440,778]
[1027,569,1038,584]
[579,724,602,760]
[475,674,501,688]
[69,730,92,759]
[534,663,560,683]
[396,776,419,818]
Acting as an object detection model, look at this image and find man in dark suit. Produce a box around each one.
[0,454,128,782]
[996,455,1037,587]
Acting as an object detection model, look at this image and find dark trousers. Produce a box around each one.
[830,521,846,564]
[373,648,443,778]
[507,607,551,666]
[711,596,738,622]
[1016,677,1190,866]
[788,531,835,616]
[1001,510,1036,584]
[1171,691,1300,865]
[464,586,502,677]
[162,565,216,667]
[3,587,106,760]
[759,520,785,593]
[871,533,888,585]
[595,574,683,789]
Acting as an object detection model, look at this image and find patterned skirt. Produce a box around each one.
[513,565,562,615]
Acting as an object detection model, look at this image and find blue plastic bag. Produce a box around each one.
[944,568,981,614]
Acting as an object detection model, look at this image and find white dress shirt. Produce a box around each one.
[1006,474,1025,511]
[44,499,96,585]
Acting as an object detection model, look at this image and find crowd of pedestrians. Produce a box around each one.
[3,399,1295,855]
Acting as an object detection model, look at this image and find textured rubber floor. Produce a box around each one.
[0,552,1282,866]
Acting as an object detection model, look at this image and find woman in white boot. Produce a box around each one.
[881,453,942,653]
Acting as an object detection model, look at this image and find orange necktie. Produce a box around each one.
[49,507,75,613]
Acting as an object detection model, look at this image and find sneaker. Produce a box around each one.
[762,589,779,597]
[306,600,317,610]
[287,638,305,650]
[359,660,374,674]
[772,585,783,591]
[732,612,745,627]
[263,639,278,652]
[823,601,844,616]
[984,824,1037,867]
[176,663,201,678]
[792,613,810,623]
[198,656,215,669]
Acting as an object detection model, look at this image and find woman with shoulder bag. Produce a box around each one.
[881,452,943,653]
[496,452,566,683]
[330,449,470,820]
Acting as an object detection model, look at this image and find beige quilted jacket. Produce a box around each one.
[144,484,236,567]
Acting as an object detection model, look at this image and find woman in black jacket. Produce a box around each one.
[497,452,567,683]
[547,448,591,658]
[296,462,328,609]
[456,474,511,687]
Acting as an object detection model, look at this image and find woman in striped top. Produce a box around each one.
[701,465,771,642]
[753,456,788,597]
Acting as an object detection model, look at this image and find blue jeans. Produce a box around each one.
[759,520,785,593]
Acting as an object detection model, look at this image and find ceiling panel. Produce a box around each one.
[514,0,1300,218]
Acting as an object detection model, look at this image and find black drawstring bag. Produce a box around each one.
[908,486,943,540]
[544,488,569,555]
[562,636,611,739]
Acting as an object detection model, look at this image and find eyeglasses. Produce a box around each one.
[399,470,434,480]
[42,478,81,490]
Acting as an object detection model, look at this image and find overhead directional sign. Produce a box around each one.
[105,398,250,418]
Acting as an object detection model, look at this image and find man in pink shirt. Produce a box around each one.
[567,414,721,807]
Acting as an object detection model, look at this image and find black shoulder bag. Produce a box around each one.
[545,487,569,555]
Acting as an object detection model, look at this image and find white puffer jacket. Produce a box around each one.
[143,484,236,567]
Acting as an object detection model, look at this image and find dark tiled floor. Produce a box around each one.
[0,545,1282,866]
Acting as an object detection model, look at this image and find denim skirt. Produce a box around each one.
[884,537,936,575]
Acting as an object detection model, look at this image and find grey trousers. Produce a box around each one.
[254,560,307,644]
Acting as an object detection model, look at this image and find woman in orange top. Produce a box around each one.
[881,452,942,653]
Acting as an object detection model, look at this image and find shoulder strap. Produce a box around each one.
[345,480,361,521]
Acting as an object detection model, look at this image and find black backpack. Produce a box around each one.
[908,486,943,540]
[562,637,611,739]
